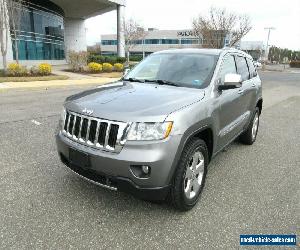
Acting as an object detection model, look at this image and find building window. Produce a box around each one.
[145,39,160,44]
[101,40,118,45]
[181,39,200,45]
[10,0,65,61]
[181,39,192,44]
[161,39,179,44]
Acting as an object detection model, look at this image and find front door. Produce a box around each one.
[215,54,245,151]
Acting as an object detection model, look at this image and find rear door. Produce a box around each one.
[235,55,253,127]
[244,57,260,116]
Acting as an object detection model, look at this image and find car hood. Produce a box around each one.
[65,81,205,122]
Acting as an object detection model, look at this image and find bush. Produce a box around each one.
[129,55,143,62]
[7,63,28,76]
[67,50,88,72]
[30,66,39,76]
[88,54,126,64]
[102,63,113,72]
[38,63,51,75]
[114,63,124,72]
[88,62,102,73]
[290,61,300,68]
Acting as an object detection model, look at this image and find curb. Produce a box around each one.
[0,78,120,91]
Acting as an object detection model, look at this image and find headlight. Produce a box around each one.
[126,122,173,141]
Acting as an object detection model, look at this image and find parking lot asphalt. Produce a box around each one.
[0,71,299,249]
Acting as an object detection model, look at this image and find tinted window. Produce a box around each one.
[219,55,237,83]
[236,56,250,81]
[246,58,256,78]
[125,53,218,89]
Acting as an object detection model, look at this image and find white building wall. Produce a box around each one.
[101,29,202,55]
[64,18,87,53]
[18,60,67,67]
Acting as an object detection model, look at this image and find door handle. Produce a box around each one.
[252,83,256,87]
[238,89,244,95]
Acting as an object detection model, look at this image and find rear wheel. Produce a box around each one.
[239,107,260,145]
[169,138,208,211]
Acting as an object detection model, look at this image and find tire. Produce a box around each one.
[169,138,208,211]
[239,107,260,145]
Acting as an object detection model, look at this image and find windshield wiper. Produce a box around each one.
[123,77,145,83]
[144,79,179,87]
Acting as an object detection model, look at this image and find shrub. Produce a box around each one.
[129,55,143,62]
[116,56,126,63]
[67,50,88,72]
[30,66,39,76]
[8,63,21,76]
[290,61,300,68]
[102,63,113,72]
[7,63,28,76]
[114,63,124,72]
[88,62,102,73]
[88,54,103,64]
[38,63,52,75]
[88,54,126,64]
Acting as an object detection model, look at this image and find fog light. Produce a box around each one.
[130,165,151,179]
[142,165,150,174]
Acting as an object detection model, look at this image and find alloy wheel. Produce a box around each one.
[252,112,259,140]
[183,151,205,199]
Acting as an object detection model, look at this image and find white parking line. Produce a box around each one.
[31,120,41,126]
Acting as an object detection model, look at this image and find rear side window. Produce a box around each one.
[219,55,237,83]
[235,56,250,81]
[246,58,257,78]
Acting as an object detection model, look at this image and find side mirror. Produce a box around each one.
[218,73,242,91]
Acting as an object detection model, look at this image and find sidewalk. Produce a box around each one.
[0,77,120,90]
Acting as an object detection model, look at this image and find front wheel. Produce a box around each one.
[239,107,260,145]
[169,138,208,211]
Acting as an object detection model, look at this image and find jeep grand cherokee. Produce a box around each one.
[56,48,262,211]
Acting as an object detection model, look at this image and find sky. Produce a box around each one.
[85,0,300,50]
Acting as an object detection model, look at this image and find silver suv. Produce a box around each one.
[56,48,262,211]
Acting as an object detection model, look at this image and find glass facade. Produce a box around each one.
[101,40,118,45]
[11,0,65,60]
[181,38,201,44]
[101,38,200,46]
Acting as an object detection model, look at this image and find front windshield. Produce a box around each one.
[124,53,219,89]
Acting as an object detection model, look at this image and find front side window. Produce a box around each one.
[124,53,219,89]
[218,55,237,84]
[236,56,250,81]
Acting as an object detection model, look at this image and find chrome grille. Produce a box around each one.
[62,110,128,152]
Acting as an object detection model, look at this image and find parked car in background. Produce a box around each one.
[56,48,263,211]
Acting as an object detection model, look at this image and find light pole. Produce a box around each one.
[264,27,275,62]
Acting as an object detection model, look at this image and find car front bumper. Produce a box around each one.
[56,131,182,200]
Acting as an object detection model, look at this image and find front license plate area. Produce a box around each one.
[69,148,90,169]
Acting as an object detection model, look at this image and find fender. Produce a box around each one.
[166,121,215,184]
